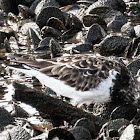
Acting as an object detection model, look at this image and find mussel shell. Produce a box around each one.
[83,14,107,30]
[47,17,66,31]
[41,26,62,39]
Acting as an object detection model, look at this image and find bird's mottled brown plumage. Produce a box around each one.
[10,54,139,106]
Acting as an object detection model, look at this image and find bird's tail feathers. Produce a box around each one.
[7,64,38,78]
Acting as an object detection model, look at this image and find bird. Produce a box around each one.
[8,54,140,107]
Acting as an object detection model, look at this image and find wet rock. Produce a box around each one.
[0,26,15,40]
[2,38,11,53]
[110,103,137,121]
[0,107,12,131]
[9,36,19,50]
[36,6,66,28]
[124,0,138,2]
[79,0,97,2]
[56,0,78,6]
[92,0,126,12]
[72,43,93,54]
[87,4,125,24]
[8,12,18,24]
[127,37,140,58]
[127,59,140,75]
[136,43,140,56]
[0,31,6,44]
[13,82,103,132]
[20,22,40,35]
[134,25,140,37]
[47,17,66,32]
[48,128,75,140]
[27,28,41,49]
[41,26,62,39]
[65,6,85,22]
[44,87,56,95]
[31,0,60,15]
[65,14,83,30]
[95,35,130,56]
[49,38,63,58]
[11,104,29,118]
[83,14,107,30]
[18,4,35,19]
[61,29,80,42]
[121,22,135,37]
[127,2,140,23]
[70,126,92,140]
[60,4,80,14]
[18,0,35,5]
[132,109,140,125]
[30,132,48,140]
[30,0,41,13]
[0,9,7,26]
[0,0,18,14]
[90,102,119,121]
[77,0,97,3]
[74,118,97,138]
[120,124,140,140]
[9,126,31,140]
[107,19,127,32]
[99,119,130,139]
[35,37,51,52]
[85,23,106,44]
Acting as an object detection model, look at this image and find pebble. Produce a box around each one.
[127,59,140,75]
[0,0,18,14]
[35,37,51,52]
[83,14,107,30]
[48,128,75,140]
[99,119,130,139]
[27,28,41,49]
[94,35,130,56]
[47,17,66,32]
[11,104,29,118]
[0,108,12,131]
[121,22,136,37]
[20,22,40,35]
[85,23,106,44]
[120,124,140,140]
[49,38,64,58]
[72,43,93,54]
[56,0,78,6]
[0,9,7,26]
[107,19,127,32]
[41,26,62,39]
[74,118,97,138]
[134,25,140,37]
[8,126,31,140]
[32,0,61,16]
[110,103,137,121]
[18,4,35,19]
[70,126,92,140]
[36,6,66,28]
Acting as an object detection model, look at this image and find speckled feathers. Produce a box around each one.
[10,54,139,105]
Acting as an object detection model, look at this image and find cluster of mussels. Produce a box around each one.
[0,0,140,139]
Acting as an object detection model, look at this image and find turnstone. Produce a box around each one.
[8,54,140,106]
